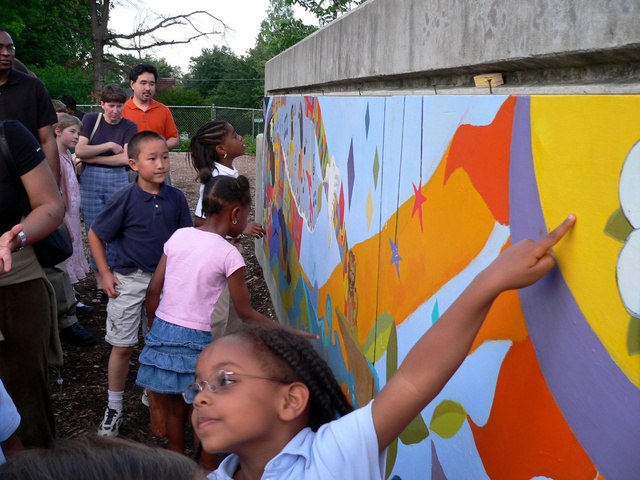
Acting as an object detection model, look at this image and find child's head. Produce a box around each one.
[54,113,83,150]
[127,131,170,189]
[52,99,67,116]
[188,121,246,183]
[59,94,77,114]
[190,324,353,454]
[0,434,205,480]
[201,174,252,235]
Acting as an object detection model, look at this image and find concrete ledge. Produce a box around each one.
[265,0,640,95]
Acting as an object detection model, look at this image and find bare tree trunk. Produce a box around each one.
[90,0,110,101]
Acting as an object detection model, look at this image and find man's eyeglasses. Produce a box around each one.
[0,45,15,54]
[182,370,290,404]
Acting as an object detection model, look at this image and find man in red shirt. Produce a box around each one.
[123,64,179,183]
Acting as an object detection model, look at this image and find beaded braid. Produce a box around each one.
[202,175,252,218]
[233,324,354,431]
[187,121,229,183]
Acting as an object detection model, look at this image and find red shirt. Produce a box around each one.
[122,97,178,140]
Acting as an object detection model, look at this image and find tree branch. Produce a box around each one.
[109,31,219,51]
[106,11,226,42]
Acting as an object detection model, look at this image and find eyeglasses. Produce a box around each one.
[182,369,290,404]
[0,45,15,54]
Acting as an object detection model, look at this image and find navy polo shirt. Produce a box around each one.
[90,180,193,274]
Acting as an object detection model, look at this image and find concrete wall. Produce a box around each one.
[257,2,640,479]
[256,93,640,480]
[265,0,640,95]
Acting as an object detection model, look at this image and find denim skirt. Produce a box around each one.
[136,318,211,394]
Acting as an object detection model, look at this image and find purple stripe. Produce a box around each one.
[509,96,640,479]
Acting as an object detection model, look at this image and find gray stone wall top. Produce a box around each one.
[265,0,640,95]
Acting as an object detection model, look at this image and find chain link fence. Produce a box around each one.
[78,105,264,153]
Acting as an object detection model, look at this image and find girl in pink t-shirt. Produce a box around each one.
[55,114,90,284]
[136,174,313,460]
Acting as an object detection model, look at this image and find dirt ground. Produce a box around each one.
[48,153,274,453]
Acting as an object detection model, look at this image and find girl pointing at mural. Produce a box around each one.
[188,214,576,479]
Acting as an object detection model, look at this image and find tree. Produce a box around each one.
[285,0,364,24]
[82,0,226,100]
[185,46,260,108]
[29,62,93,103]
[249,0,318,77]
[1,0,93,66]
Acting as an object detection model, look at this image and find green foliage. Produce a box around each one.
[116,54,182,82]
[285,0,364,24]
[185,46,262,109]
[248,0,318,77]
[155,88,208,107]
[177,133,191,152]
[2,0,92,67]
[29,62,93,102]
[243,135,257,155]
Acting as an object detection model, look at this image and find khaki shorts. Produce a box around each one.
[105,270,152,347]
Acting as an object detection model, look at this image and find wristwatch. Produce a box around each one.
[17,231,26,251]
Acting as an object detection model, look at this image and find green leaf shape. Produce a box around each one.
[363,312,395,363]
[604,208,633,242]
[628,316,640,355]
[399,411,430,445]
[429,400,468,439]
[385,437,398,480]
[373,147,380,189]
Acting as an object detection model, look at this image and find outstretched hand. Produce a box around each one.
[483,214,576,294]
[243,222,266,239]
[0,224,23,275]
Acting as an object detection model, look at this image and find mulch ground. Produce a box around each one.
[48,153,274,454]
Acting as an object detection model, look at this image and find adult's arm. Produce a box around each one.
[164,108,179,151]
[166,136,179,151]
[75,136,128,167]
[38,125,60,185]
[0,161,65,273]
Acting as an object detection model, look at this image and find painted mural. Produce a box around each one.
[258,95,640,480]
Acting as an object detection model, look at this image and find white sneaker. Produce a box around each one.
[141,388,149,407]
[98,406,123,436]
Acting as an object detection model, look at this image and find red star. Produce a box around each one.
[412,180,428,231]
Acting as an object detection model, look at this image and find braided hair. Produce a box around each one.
[187,121,229,184]
[202,174,252,218]
[231,323,354,431]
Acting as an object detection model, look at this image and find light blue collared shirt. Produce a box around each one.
[207,401,385,480]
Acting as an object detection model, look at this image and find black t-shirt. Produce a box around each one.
[0,69,58,139]
[0,120,46,234]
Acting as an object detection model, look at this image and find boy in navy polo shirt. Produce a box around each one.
[88,131,192,436]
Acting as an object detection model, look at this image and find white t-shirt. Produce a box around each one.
[155,227,245,332]
[207,401,385,480]
[194,162,239,219]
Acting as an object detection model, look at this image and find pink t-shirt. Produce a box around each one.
[155,228,245,332]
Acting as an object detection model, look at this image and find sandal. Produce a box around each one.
[91,288,108,305]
